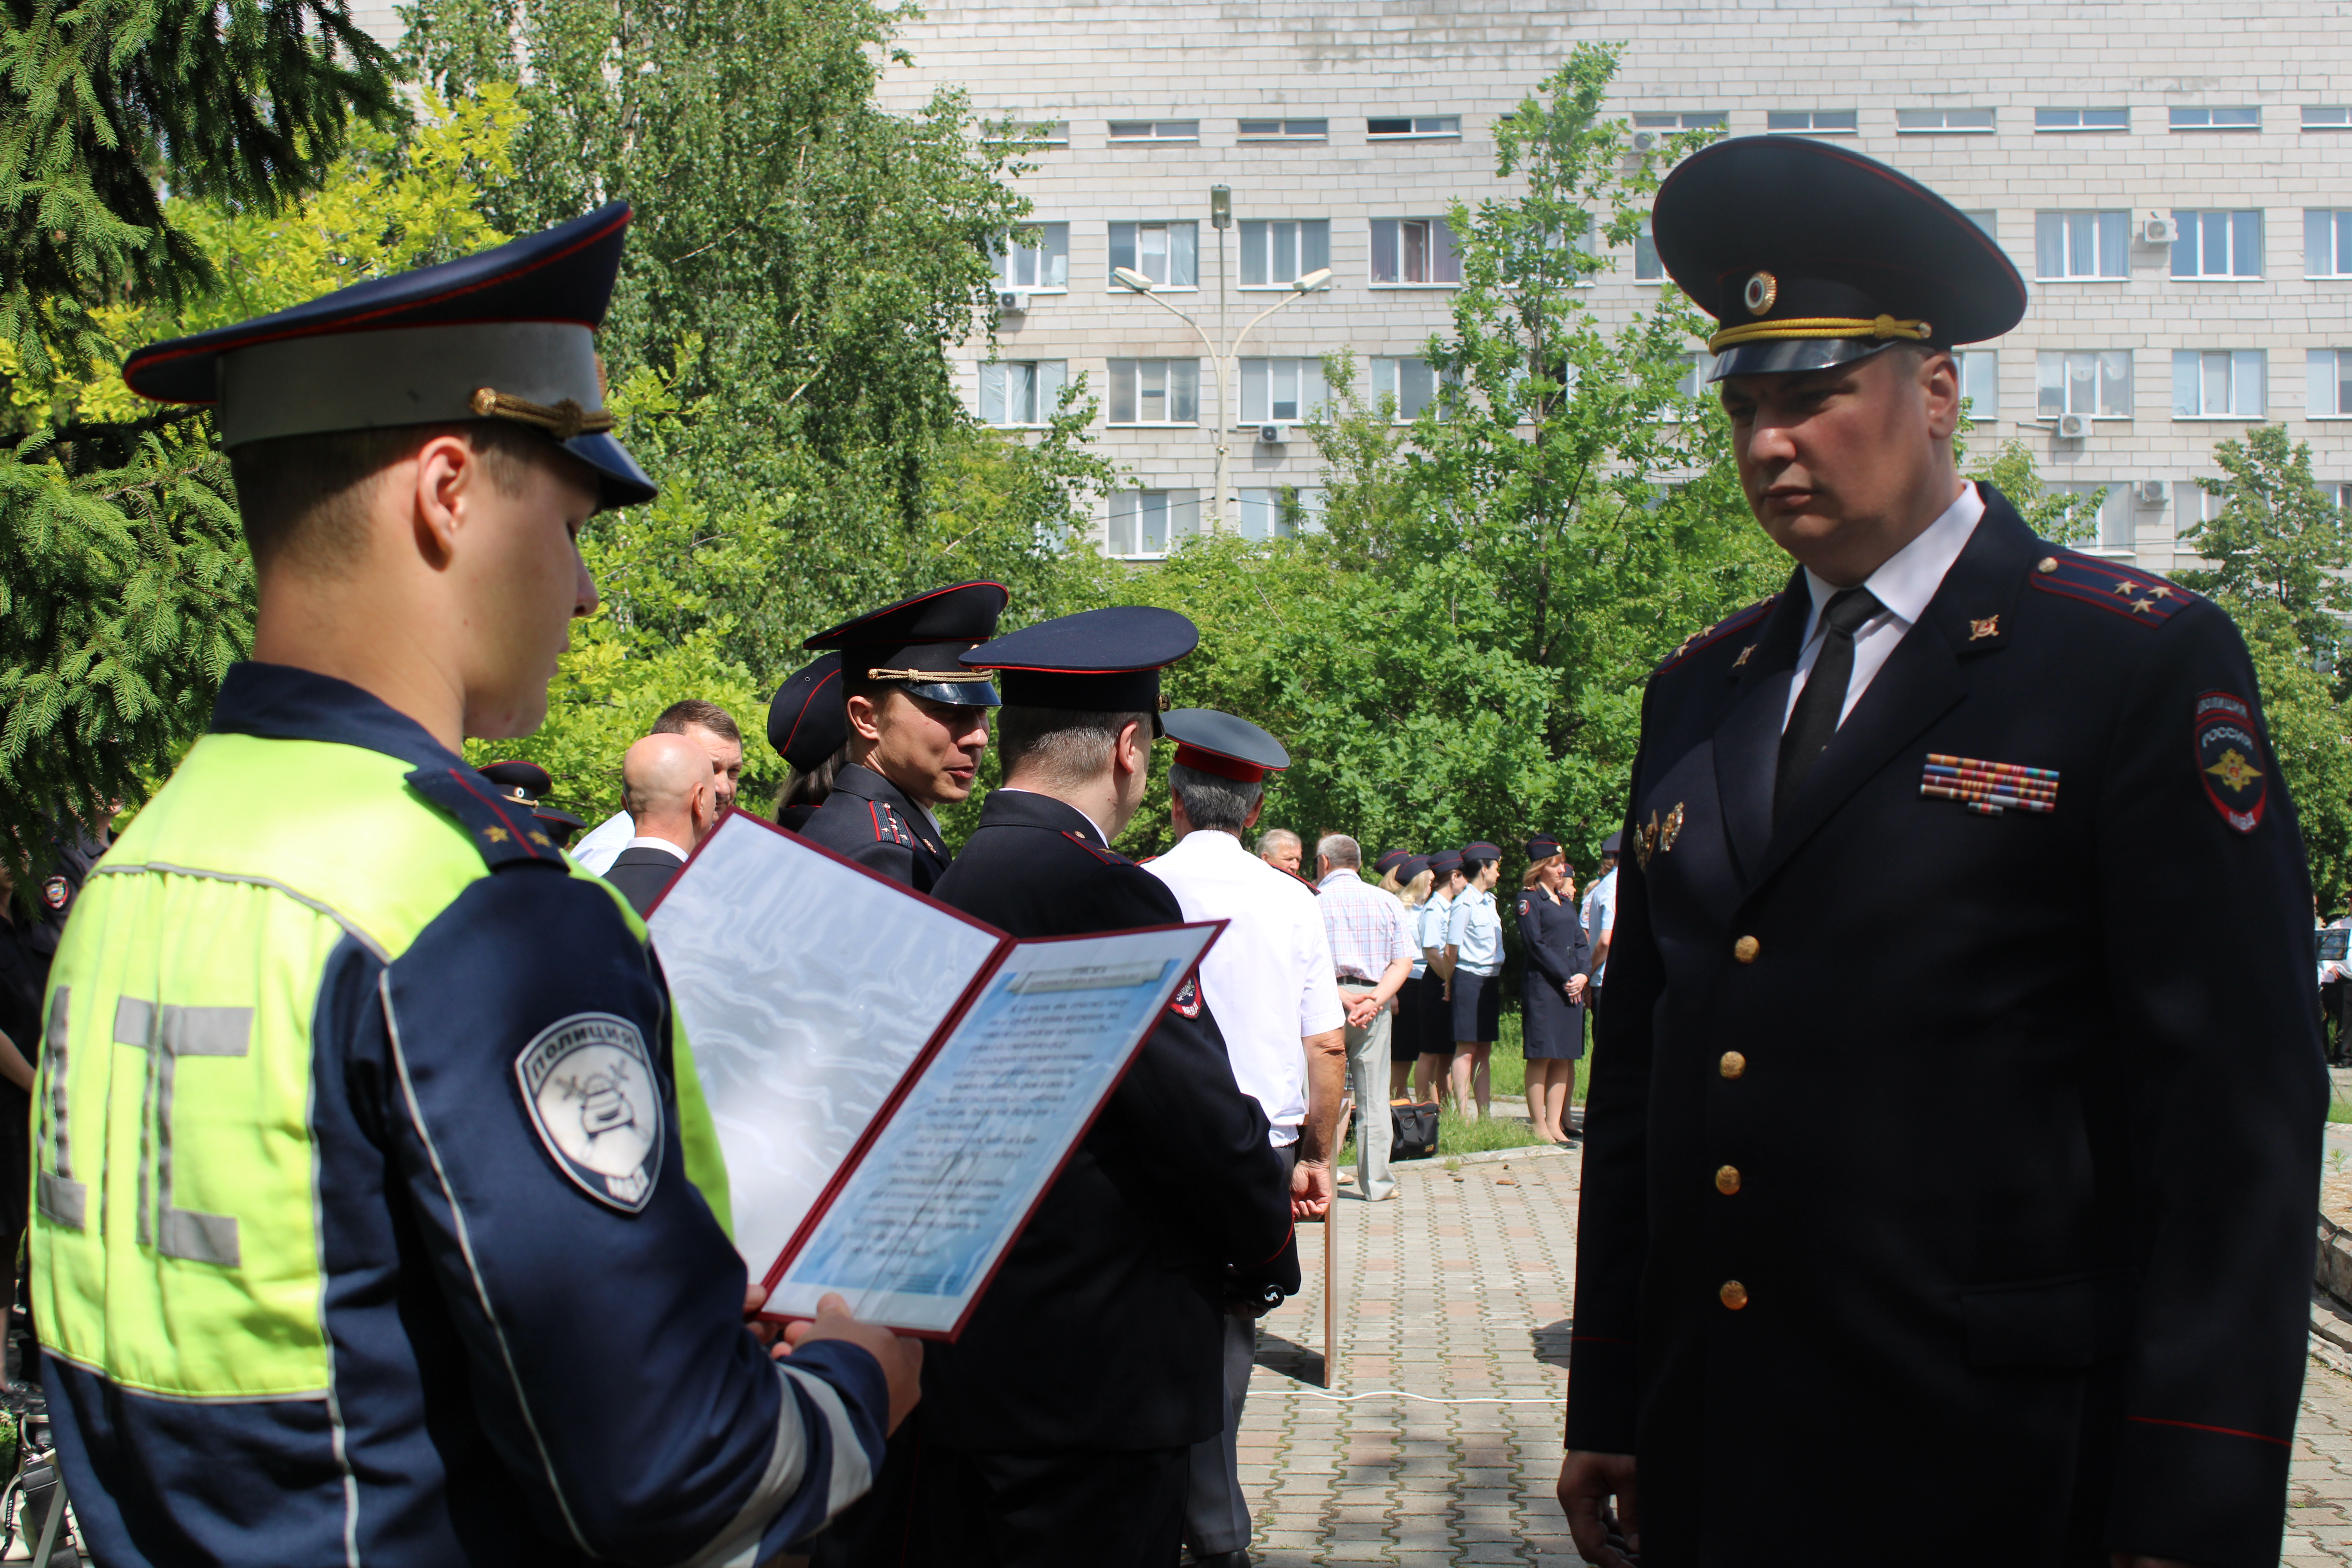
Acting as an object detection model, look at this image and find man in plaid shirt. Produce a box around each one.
[1314,835,1419,1201]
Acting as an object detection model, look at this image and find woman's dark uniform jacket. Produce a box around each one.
[1515,886,1590,1059]
[1567,488,2326,1568]
[793,763,951,891]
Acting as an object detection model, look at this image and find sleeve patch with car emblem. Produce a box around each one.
[2193,690,2269,835]
[1169,970,1203,1019]
[515,1012,664,1212]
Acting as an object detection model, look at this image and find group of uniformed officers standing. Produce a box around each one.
[6,128,2330,1568]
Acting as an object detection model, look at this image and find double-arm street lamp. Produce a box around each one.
[1111,184,1331,533]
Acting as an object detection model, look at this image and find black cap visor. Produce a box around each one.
[1709,336,1910,383]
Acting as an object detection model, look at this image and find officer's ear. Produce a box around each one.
[1112,719,1148,780]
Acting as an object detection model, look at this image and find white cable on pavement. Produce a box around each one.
[1263,1384,1559,1406]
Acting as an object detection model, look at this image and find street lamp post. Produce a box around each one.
[1113,207,1331,533]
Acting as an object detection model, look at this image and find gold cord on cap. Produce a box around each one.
[865,667,998,684]
[470,387,615,441]
[1705,314,1931,355]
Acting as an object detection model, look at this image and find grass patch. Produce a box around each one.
[1339,1096,1557,1167]
[2330,1101,2352,1125]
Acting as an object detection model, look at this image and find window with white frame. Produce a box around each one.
[2051,483,2132,549]
[1960,210,1998,240]
[2307,350,2352,417]
[1239,358,1328,425]
[2037,350,2133,419]
[1371,357,1444,419]
[1632,111,1728,131]
[978,361,1067,426]
[2172,350,2266,417]
[2036,107,2129,131]
[2307,211,2352,276]
[1367,115,1460,139]
[1897,107,1994,134]
[2034,211,2128,279]
[2169,105,2259,130]
[1370,218,1460,286]
[1633,216,1663,281]
[2171,210,2263,279]
[1239,220,1330,289]
[2338,483,2352,515]
[1105,359,1200,425]
[2307,107,2352,130]
[2174,480,2225,526]
[1766,109,1857,134]
[1956,350,1997,419]
[1673,352,1724,403]
[1109,221,1198,287]
[984,120,1069,146]
[1235,486,1328,541]
[1238,118,1328,141]
[1107,489,1201,558]
[1107,120,1198,142]
[993,223,1069,291]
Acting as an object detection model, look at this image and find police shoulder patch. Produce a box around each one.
[2028,550,2194,626]
[515,1012,663,1212]
[1517,896,1532,918]
[1169,970,1204,1019]
[1655,594,1780,674]
[40,876,68,911]
[2193,690,2269,834]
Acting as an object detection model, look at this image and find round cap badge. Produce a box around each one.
[1743,270,1778,316]
[515,1013,663,1212]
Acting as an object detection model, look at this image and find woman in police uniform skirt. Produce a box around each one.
[1387,856,1434,1100]
[1515,835,1590,1144]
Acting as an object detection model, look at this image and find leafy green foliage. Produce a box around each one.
[2173,423,2352,663]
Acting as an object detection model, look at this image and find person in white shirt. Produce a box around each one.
[601,732,717,915]
[1143,709,1345,1568]
[1312,834,1417,1203]
[1440,842,1508,1120]
[1580,831,1620,1004]
[1416,849,1466,1105]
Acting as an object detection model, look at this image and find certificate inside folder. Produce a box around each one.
[648,810,1220,1339]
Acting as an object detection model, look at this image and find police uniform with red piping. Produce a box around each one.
[1568,136,2325,1568]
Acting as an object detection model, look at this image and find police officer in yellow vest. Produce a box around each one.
[29,204,922,1564]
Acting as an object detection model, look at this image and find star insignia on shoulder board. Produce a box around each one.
[2144,584,2175,599]
[528,831,552,846]
[1731,644,1756,668]
[483,826,510,844]
[2129,597,2154,614]
[2111,581,2137,597]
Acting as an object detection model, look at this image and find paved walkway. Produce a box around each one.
[1239,1139,2352,1566]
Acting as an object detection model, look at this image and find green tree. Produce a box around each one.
[0,0,394,856]
[2173,423,2352,664]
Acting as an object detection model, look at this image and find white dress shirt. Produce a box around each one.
[1783,482,1985,732]
[570,810,634,874]
[1145,829,1345,1145]
[622,835,688,862]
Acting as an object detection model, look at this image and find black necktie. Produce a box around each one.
[1775,586,1884,820]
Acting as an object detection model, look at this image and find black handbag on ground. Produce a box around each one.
[1389,1099,1439,1161]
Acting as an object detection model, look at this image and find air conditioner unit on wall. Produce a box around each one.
[1258,423,1284,445]
[1632,131,1657,151]
[997,291,1024,312]
[2139,215,2178,245]
[2057,412,2091,439]
[2135,480,2168,506]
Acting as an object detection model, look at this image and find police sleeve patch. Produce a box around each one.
[40,877,68,911]
[1169,970,1203,1019]
[1517,897,1532,918]
[2193,690,2269,835]
[515,1013,663,1212]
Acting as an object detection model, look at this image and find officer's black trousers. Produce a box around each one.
[892,1441,1188,1567]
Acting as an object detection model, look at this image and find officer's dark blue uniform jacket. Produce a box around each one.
[795,764,951,891]
[1515,885,1590,1057]
[1568,487,2327,1567]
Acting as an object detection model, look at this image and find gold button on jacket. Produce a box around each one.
[1733,935,1760,963]
[1718,1050,1746,1079]
[1715,1165,1741,1195]
[1719,1280,1748,1311]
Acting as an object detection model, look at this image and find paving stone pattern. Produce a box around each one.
[1240,1143,2352,1566]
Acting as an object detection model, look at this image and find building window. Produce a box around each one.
[1897,107,1995,134]
[1235,486,1327,541]
[2174,481,2226,526]
[1956,350,1997,418]
[1367,115,1460,139]
[1371,357,1444,419]
[984,120,1069,146]
[1109,221,1198,288]
[2035,107,2129,132]
[1238,118,1328,141]
[2307,211,2352,277]
[2034,211,2128,279]
[993,223,1069,291]
[1108,489,1200,558]
[2172,350,2266,418]
[2169,105,2260,130]
[978,361,1067,426]
[2308,350,2352,417]
[1631,111,1728,131]
[1239,358,1329,425]
[1370,218,1461,286]
[1633,215,1662,281]
[1107,120,1198,142]
[2037,350,2132,419]
[1960,210,1998,240]
[1766,109,1857,134]
[1106,359,1200,425]
[2306,107,2352,130]
[1239,220,1330,288]
[2052,483,2132,549]
[2171,210,2263,279]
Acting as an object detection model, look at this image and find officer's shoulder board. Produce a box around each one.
[409,766,563,866]
[1653,593,1781,675]
[1062,831,1133,867]
[867,801,915,849]
[2027,548,2195,628]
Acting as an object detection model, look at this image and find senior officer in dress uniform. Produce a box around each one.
[768,652,852,832]
[32,205,923,1566]
[1557,137,2326,1568]
[795,583,1007,889]
[872,608,1302,1566]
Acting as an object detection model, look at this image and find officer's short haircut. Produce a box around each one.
[228,421,544,575]
[1316,834,1361,871]
[995,706,1151,790]
[653,699,741,745]
[1257,828,1301,858]
[1169,764,1263,835]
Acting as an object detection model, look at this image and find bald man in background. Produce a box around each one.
[604,733,719,916]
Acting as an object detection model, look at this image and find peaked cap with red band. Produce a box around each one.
[961,606,1199,737]
[766,653,849,771]
[1163,708,1289,784]
[122,202,655,508]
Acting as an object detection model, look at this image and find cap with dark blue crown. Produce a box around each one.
[767,653,849,771]
[961,606,1200,736]
[804,582,1010,708]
